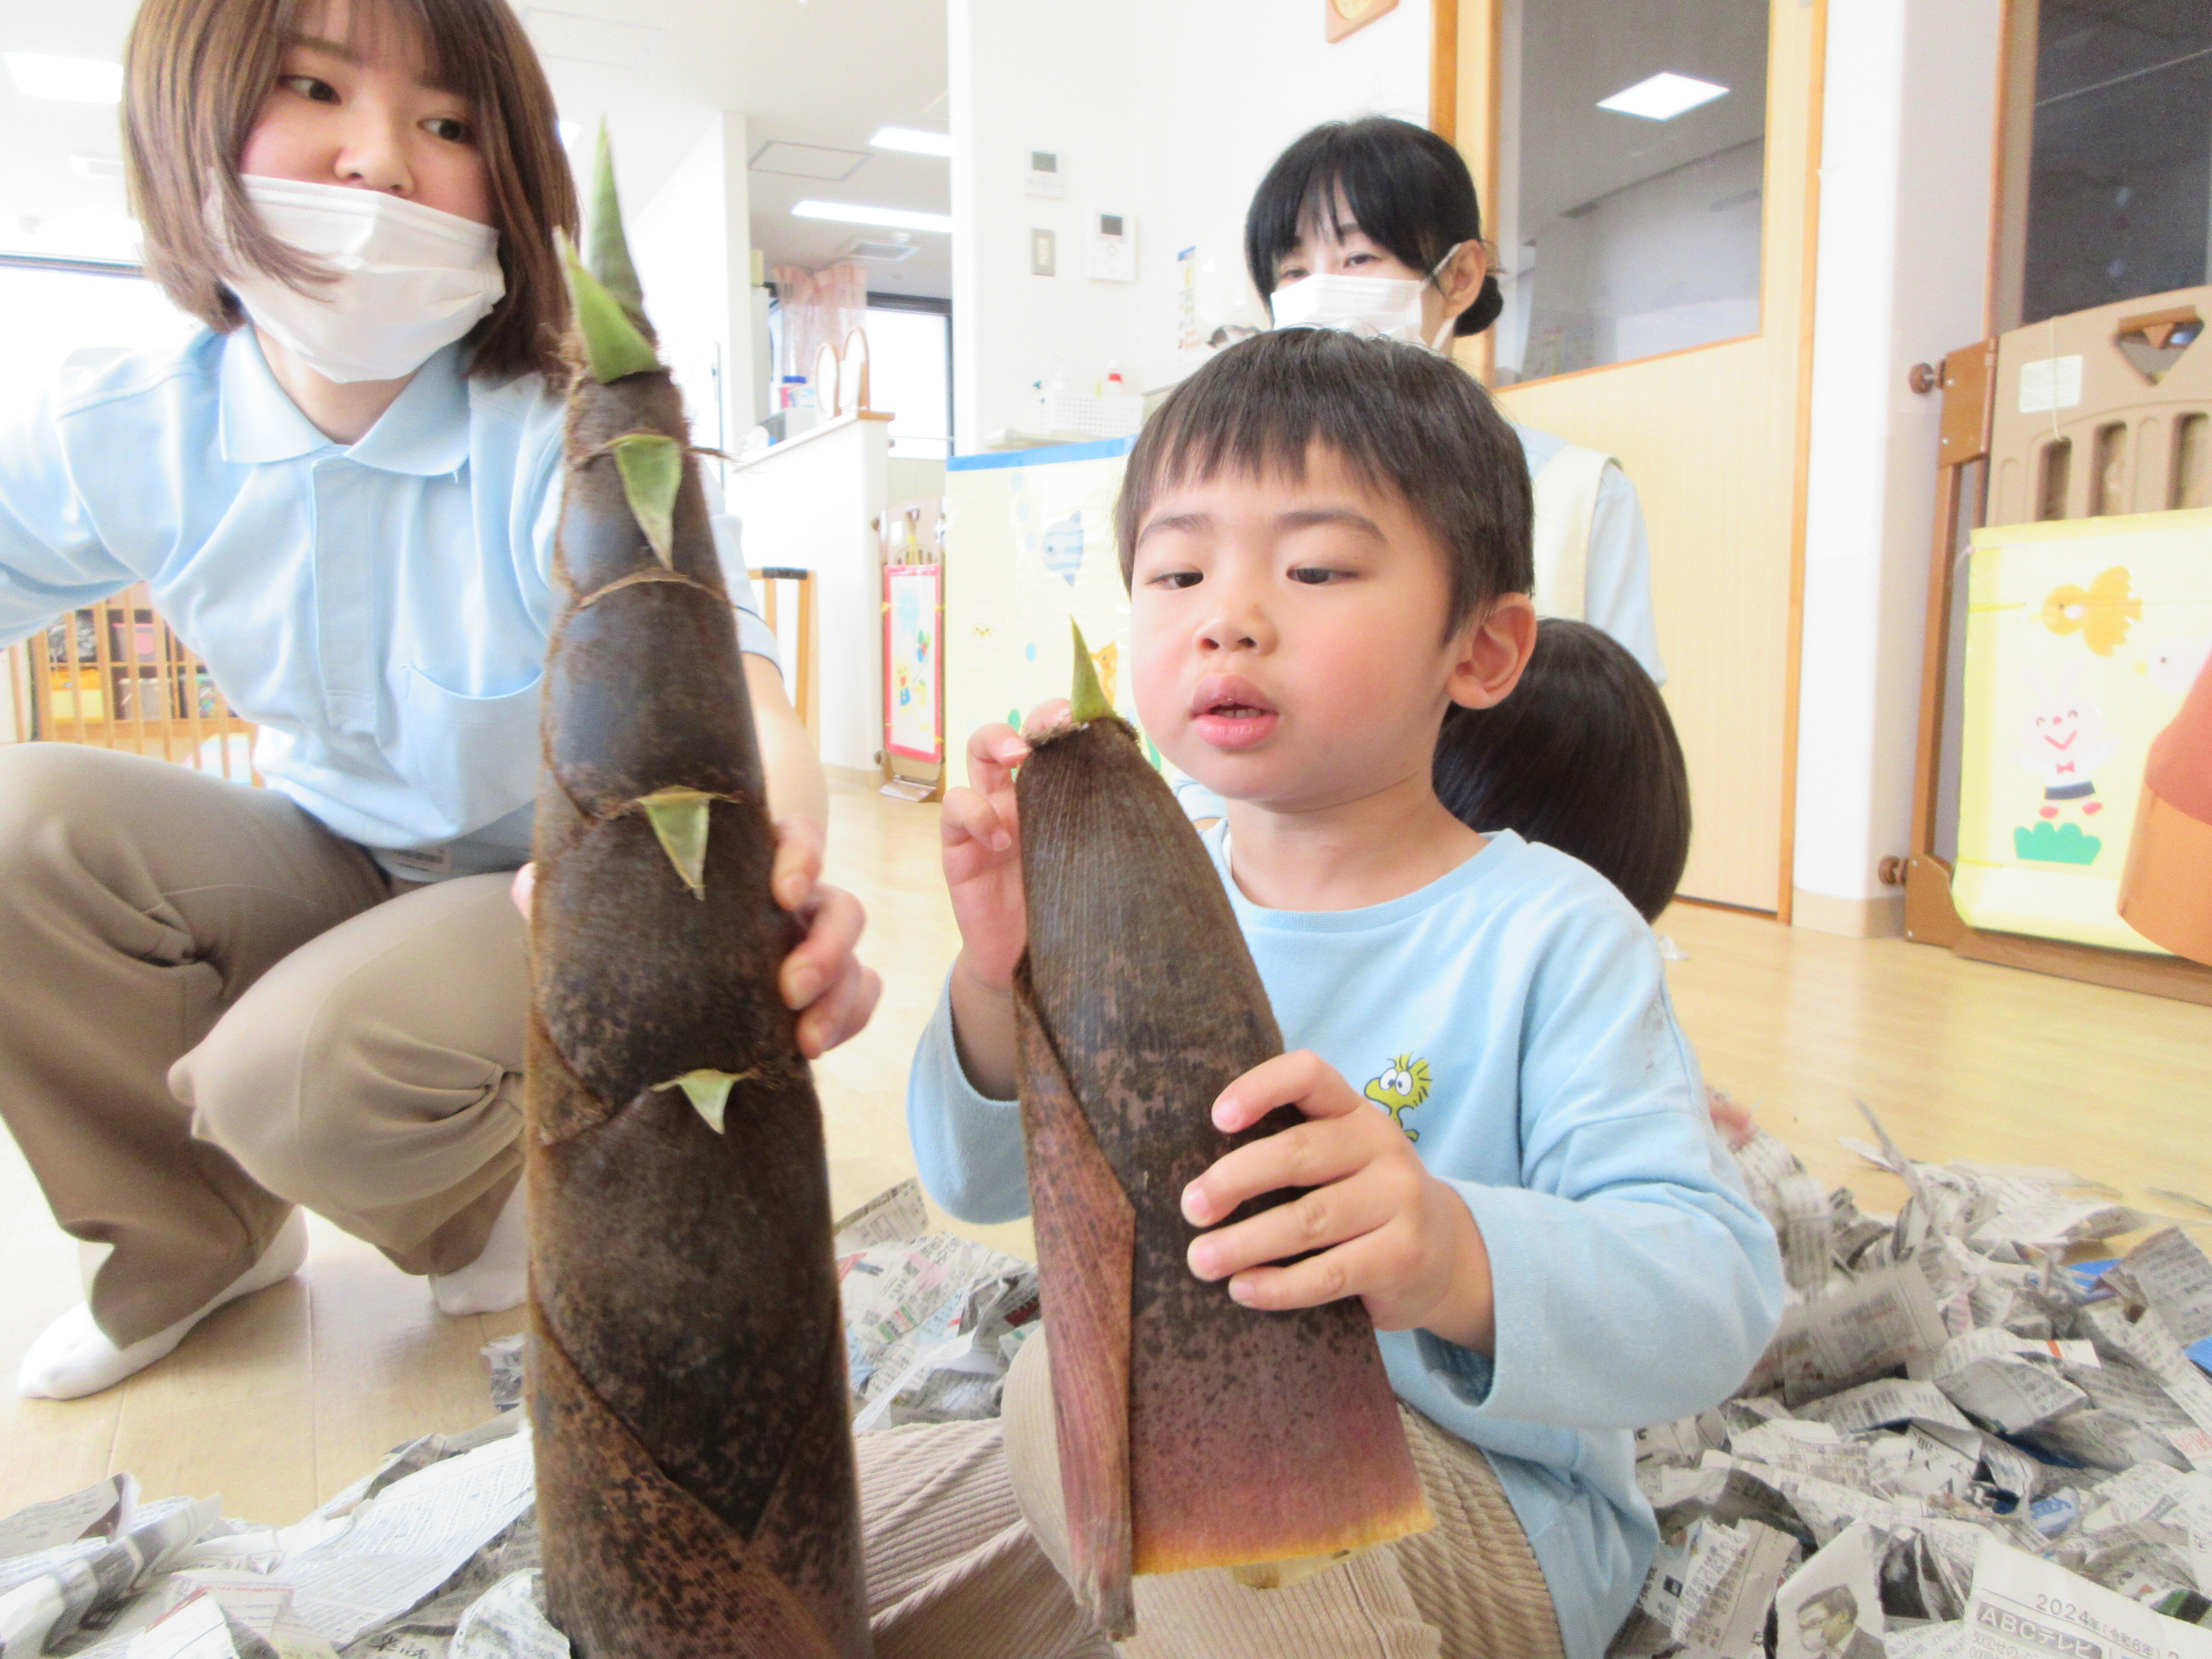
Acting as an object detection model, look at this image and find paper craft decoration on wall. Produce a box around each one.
[884,562,942,764]
[944,438,1174,785]
[1951,508,2212,954]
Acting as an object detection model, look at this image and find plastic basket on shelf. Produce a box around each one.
[1033,391,1145,439]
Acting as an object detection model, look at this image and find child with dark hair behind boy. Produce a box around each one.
[1436,617,1692,923]
[862,329,1781,1659]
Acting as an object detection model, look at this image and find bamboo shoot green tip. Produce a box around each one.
[587,122,647,315]
[652,1068,747,1133]
[637,787,715,896]
[1068,620,1112,723]
[610,433,683,568]
[559,231,661,384]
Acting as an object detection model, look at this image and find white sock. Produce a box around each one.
[18,1210,311,1401]
[428,1181,528,1317]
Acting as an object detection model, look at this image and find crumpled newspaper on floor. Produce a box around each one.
[480,1178,1041,1427]
[1618,1102,2212,1659]
[0,1180,1037,1657]
[15,1142,2212,1659]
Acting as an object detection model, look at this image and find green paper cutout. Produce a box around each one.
[2014,820,2102,866]
[559,230,659,384]
[611,432,682,567]
[653,1068,742,1133]
[588,122,645,315]
[637,786,716,894]
[1068,619,1111,723]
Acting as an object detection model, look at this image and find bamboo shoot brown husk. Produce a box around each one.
[1014,677,1433,1637]
[525,131,869,1659]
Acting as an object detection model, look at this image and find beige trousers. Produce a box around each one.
[860,1330,1566,1659]
[0,745,529,1346]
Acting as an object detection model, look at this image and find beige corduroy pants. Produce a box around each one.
[859,1329,1566,1659]
[0,744,529,1346]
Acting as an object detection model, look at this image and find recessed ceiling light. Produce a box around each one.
[870,127,953,158]
[1597,72,1729,121]
[4,52,124,104]
[792,200,953,235]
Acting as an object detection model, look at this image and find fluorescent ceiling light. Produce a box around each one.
[1597,72,1728,121]
[870,126,953,157]
[792,200,953,235]
[4,52,124,104]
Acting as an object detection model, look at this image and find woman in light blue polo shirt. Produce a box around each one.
[0,0,874,1400]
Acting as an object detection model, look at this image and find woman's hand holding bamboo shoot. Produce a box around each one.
[507,814,879,1058]
[939,708,1059,1100]
[1180,1049,1498,1354]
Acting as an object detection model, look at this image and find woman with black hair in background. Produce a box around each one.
[1248,116,1665,684]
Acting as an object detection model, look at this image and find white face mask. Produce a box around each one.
[213,176,505,384]
[1267,244,1465,354]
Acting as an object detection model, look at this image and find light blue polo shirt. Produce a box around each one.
[0,329,775,879]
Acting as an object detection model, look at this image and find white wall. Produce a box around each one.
[950,0,1432,450]
[723,414,893,774]
[1792,0,2003,932]
[630,112,764,461]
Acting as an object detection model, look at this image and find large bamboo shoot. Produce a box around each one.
[524,130,870,1659]
[1014,628,1433,1637]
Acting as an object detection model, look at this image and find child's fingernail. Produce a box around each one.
[1187,1242,1215,1279]
[786,967,822,1007]
[1228,1278,1255,1305]
[1181,1182,1209,1225]
[1211,1096,1235,1130]
[991,832,1012,851]
[779,876,807,906]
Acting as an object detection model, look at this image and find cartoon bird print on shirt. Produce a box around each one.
[1363,1055,1432,1141]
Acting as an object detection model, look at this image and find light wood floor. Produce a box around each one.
[1,780,2206,1522]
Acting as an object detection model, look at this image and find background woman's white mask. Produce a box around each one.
[214,176,504,384]
[1266,244,1465,354]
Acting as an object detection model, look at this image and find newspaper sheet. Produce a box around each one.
[1774,1521,1885,1659]
[285,1430,535,1647]
[1964,1535,2212,1659]
[0,1480,133,1562]
[448,1573,566,1659]
[2111,1231,2212,1348]
[1748,1263,1952,1405]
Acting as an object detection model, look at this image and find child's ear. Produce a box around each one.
[1448,595,1537,712]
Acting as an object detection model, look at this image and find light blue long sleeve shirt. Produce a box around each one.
[0,328,776,880]
[906,828,1784,1659]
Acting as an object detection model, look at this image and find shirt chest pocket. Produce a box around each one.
[393,665,544,832]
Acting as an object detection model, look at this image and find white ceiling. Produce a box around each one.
[0,0,952,296]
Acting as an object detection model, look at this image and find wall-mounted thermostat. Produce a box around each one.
[1087,210,1135,282]
[1025,150,1065,199]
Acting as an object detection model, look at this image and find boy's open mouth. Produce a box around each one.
[1190,675,1279,749]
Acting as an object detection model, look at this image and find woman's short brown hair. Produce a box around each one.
[123,0,577,383]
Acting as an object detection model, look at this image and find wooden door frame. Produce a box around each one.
[1429,0,1824,923]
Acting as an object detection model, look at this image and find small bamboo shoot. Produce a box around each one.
[1014,628,1433,1638]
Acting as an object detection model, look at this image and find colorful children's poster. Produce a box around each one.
[943,437,1170,789]
[883,562,941,763]
[1952,508,2212,953]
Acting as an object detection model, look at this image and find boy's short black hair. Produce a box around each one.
[1434,619,1691,922]
[1115,327,1532,634]
[1246,117,1505,338]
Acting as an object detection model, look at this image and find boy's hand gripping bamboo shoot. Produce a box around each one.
[1013,626,1433,1637]
[524,130,870,1659]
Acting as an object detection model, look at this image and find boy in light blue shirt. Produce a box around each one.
[902,327,1783,1657]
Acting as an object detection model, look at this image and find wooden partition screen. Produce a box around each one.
[8,585,256,781]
